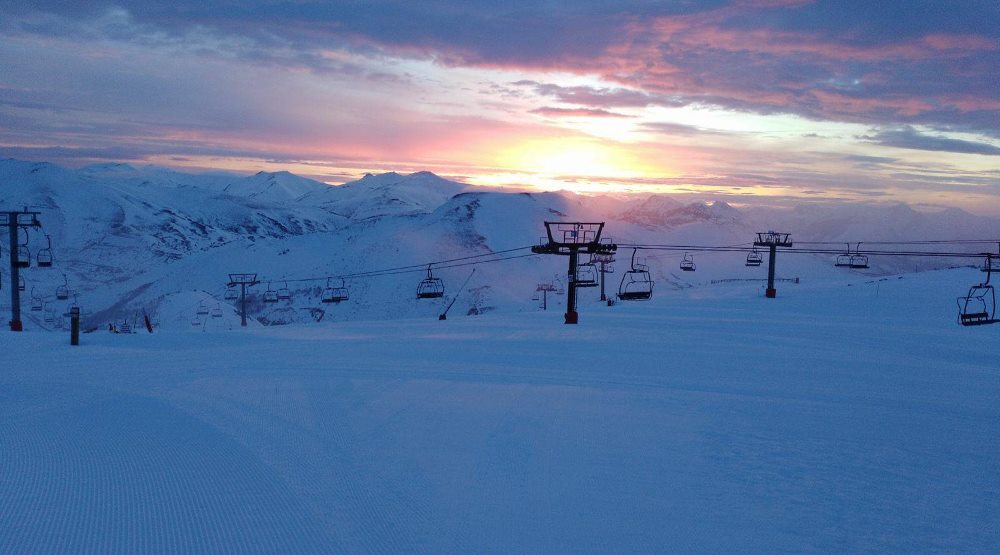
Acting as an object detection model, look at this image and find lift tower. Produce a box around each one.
[753,231,793,298]
[3,209,42,331]
[535,282,557,310]
[227,273,259,327]
[532,222,616,324]
[591,252,615,302]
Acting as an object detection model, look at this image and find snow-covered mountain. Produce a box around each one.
[1,158,997,331]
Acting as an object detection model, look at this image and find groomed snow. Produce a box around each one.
[1,268,998,552]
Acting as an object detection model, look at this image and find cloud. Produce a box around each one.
[641,122,733,136]
[843,154,898,166]
[864,127,1000,155]
[529,106,630,118]
[515,81,682,109]
[3,1,997,134]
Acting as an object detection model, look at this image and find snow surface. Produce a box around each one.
[2,267,998,552]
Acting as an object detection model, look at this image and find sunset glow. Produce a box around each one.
[0,1,997,212]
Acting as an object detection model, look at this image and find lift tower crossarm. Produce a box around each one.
[531,222,617,324]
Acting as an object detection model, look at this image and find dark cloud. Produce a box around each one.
[515,81,683,109]
[864,127,1000,155]
[2,1,997,134]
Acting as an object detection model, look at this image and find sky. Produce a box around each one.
[1,1,998,213]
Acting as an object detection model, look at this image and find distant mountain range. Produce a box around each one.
[1,158,997,330]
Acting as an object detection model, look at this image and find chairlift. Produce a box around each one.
[14,226,31,268]
[618,248,654,301]
[44,308,54,324]
[321,277,349,303]
[56,274,70,300]
[834,245,853,267]
[746,247,762,267]
[210,304,223,318]
[37,235,53,267]
[416,265,445,299]
[18,274,25,291]
[531,292,540,302]
[224,286,239,301]
[30,287,42,311]
[16,247,30,268]
[679,252,696,272]
[277,281,291,301]
[957,285,996,326]
[263,282,279,303]
[958,254,998,326]
[196,302,209,316]
[191,316,202,327]
[848,242,869,269]
[576,261,599,287]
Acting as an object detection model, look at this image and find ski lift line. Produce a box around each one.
[339,246,535,278]
[261,251,541,285]
[795,239,1000,246]
[620,244,992,259]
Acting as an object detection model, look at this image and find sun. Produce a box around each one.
[495,137,651,181]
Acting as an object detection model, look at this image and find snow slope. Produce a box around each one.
[1,268,997,552]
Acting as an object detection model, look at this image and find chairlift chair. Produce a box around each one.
[191,316,202,327]
[575,262,599,287]
[416,265,445,299]
[56,274,70,300]
[531,292,540,302]
[18,275,25,292]
[618,249,654,301]
[30,287,42,311]
[679,252,696,272]
[224,286,239,301]
[321,278,336,303]
[196,302,209,316]
[552,277,565,295]
[746,248,762,267]
[277,281,291,301]
[322,278,349,303]
[43,309,54,324]
[263,282,279,303]
[958,254,998,326]
[16,247,30,268]
[848,242,869,269]
[210,305,223,318]
[36,235,53,267]
[957,284,996,326]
